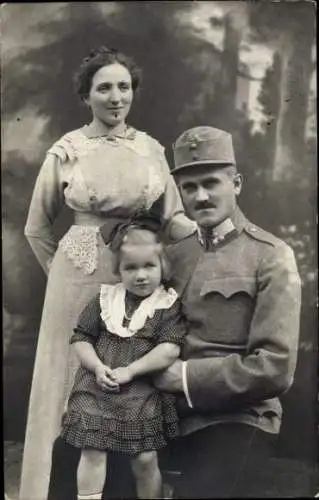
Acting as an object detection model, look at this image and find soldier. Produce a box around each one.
[47,127,302,499]
[154,126,302,498]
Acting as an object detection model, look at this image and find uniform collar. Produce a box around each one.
[230,206,248,233]
[197,206,248,248]
[197,218,235,246]
[82,121,137,140]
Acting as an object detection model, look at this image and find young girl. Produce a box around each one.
[60,215,186,500]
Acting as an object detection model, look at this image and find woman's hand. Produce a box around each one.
[112,366,134,385]
[95,364,119,392]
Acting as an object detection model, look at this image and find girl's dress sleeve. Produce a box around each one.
[70,294,101,345]
[156,298,187,347]
[151,142,197,243]
[24,150,66,275]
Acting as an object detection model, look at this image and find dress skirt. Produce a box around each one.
[19,227,118,500]
[61,320,180,455]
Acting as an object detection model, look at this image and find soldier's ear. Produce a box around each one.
[233,173,243,195]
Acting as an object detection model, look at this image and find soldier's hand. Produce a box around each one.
[153,359,183,392]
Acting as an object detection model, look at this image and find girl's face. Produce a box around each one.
[119,245,162,297]
[85,63,133,127]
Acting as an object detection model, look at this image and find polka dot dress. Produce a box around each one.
[61,289,186,455]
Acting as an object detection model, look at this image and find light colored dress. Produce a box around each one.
[20,124,195,500]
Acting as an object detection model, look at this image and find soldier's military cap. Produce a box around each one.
[171,126,236,174]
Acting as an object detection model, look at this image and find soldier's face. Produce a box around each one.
[176,165,242,228]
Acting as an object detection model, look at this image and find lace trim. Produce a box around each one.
[49,130,165,212]
[59,226,100,274]
[122,130,154,157]
[49,128,152,161]
[100,283,178,338]
[140,164,164,210]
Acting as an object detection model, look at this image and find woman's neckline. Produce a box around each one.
[81,121,136,139]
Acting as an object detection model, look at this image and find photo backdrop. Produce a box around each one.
[2,1,317,463]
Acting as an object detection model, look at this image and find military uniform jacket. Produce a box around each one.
[168,208,301,436]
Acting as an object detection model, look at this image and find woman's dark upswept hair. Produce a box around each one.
[74,46,141,101]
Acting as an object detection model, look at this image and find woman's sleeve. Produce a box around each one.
[155,144,197,243]
[156,299,187,347]
[70,294,101,345]
[24,152,66,275]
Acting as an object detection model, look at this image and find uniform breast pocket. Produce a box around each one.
[198,276,256,345]
[200,276,257,299]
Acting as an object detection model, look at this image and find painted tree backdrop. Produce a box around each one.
[2,1,317,462]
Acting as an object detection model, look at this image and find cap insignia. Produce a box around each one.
[188,134,200,159]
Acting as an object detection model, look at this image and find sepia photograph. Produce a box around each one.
[2,1,317,499]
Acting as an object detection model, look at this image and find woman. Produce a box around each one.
[20,46,195,500]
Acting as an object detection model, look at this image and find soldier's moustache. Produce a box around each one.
[195,202,216,210]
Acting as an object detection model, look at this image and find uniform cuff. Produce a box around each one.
[182,361,193,408]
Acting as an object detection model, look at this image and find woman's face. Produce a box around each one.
[86,63,133,127]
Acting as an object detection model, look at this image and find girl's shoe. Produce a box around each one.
[162,482,174,499]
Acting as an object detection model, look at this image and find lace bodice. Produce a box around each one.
[24,125,196,275]
[48,128,165,217]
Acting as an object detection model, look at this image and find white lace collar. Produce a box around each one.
[100,283,178,338]
[82,122,137,140]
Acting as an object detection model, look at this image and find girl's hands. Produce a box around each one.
[95,364,134,390]
[112,366,134,385]
[95,364,119,392]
